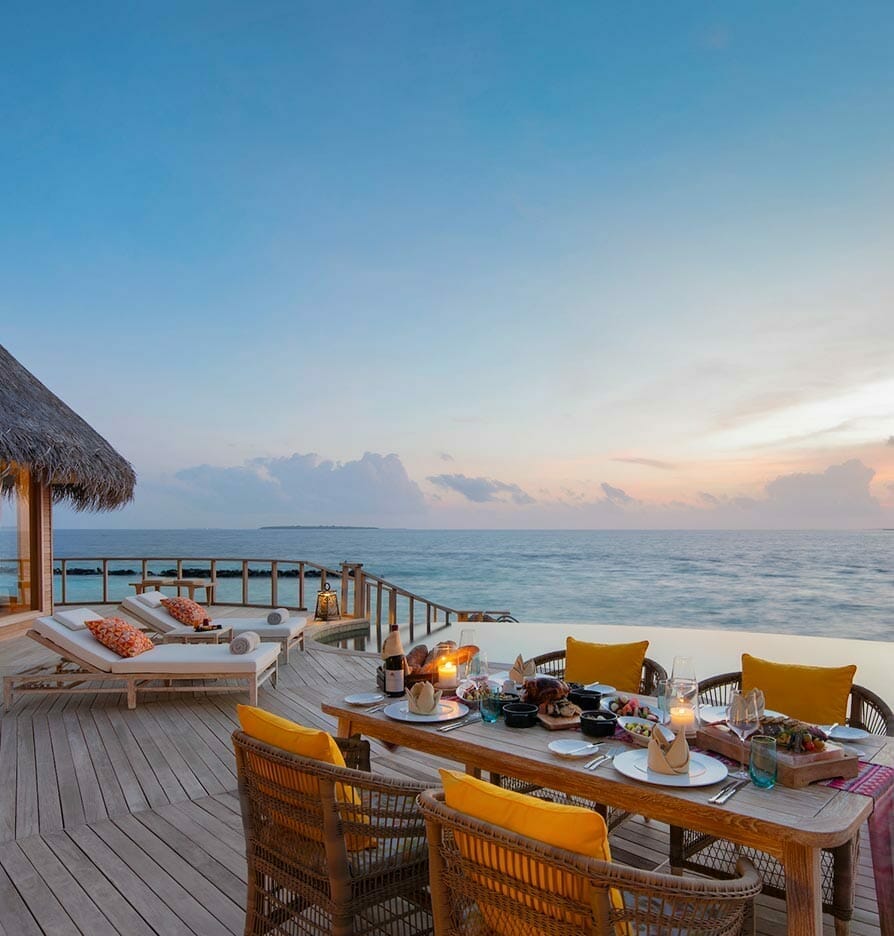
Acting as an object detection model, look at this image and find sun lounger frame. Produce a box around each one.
[3,630,279,710]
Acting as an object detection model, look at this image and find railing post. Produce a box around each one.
[388,588,397,627]
[375,583,383,650]
[141,558,148,581]
[409,596,415,642]
[242,560,249,605]
[426,601,431,635]
[102,559,109,604]
[347,563,365,618]
[298,562,306,610]
[340,563,350,618]
[61,558,67,604]
[176,558,183,579]
[270,561,278,608]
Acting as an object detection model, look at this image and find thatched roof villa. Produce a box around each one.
[0,343,134,633]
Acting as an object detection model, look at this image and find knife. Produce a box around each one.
[711,778,748,804]
[438,713,482,732]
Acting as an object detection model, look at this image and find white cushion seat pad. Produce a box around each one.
[34,617,121,672]
[121,597,307,639]
[223,617,307,638]
[109,642,280,675]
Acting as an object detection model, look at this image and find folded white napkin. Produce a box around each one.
[266,607,290,626]
[406,682,442,714]
[509,654,536,684]
[647,724,690,775]
[230,631,260,655]
[138,591,167,608]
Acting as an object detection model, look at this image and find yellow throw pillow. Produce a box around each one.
[237,706,374,850]
[237,704,346,766]
[741,654,856,725]
[564,636,649,693]
[440,770,626,935]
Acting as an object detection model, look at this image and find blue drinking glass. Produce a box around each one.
[749,736,777,789]
[480,696,502,724]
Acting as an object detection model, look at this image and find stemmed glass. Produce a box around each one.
[458,629,476,679]
[727,690,762,779]
[468,650,489,684]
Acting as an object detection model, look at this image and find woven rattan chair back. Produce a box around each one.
[419,789,760,935]
[233,730,433,936]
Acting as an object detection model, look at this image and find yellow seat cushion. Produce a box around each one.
[237,706,373,849]
[741,654,856,725]
[237,704,346,765]
[441,769,626,934]
[564,637,649,693]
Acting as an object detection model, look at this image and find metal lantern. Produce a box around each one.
[314,583,340,621]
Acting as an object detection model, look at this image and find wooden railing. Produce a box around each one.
[53,556,511,651]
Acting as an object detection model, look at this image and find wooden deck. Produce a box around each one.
[0,607,883,935]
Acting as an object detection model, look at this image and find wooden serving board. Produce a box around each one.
[537,711,582,731]
[696,726,860,788]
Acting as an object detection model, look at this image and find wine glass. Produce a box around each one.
[670,656,698,706]
[727,690,762,779]
[468,650,489,684]
[458,629,477,679]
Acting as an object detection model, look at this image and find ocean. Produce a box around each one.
[47,528,894,643]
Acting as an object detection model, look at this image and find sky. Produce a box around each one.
[2,2,894,529]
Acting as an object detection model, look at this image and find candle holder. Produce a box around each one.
[668,677,700,738]
[438,658,458,691]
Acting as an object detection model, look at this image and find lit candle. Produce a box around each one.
[438,660,458,691]
[669,705,696,737]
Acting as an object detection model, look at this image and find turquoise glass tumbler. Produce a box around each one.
[749,736,777,789]
[480,696,502,724]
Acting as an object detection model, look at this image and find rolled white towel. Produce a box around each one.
[266,607,290,626]
[230,631,260,655]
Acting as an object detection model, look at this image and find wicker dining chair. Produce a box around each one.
[419,789,761,935]
[670,672,894,936]
[233,730,434,936]
[528,650,668,696]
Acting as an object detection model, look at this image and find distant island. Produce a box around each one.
[259,525,379,530]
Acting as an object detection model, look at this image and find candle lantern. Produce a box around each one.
[314,583,340,621]
[668,676,700,738]
[438,658,458,691]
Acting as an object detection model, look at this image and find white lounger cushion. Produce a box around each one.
[121,596,307,639]
[109,642,279,675]
[53,607,105,631]
[136,590,167,608]
[34,617,121,671]
[33,616,279,676]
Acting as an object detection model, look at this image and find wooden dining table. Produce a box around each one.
[323,687,893,936]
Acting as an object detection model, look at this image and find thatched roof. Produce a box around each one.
[0,344,135,511]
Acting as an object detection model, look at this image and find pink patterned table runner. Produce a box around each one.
[824,761,894,936]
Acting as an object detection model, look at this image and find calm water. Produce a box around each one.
[41,528,894,642]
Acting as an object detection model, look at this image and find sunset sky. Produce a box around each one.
[3,2,893,529]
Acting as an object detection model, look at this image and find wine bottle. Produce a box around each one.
[382,624,406,697]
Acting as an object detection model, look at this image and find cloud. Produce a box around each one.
[427,473,535,505]
[600,483,637,506]
[698,491,720,505]
[101,451,429,527]
[758,460,879,523]
[887,436,894,447]
[437,451,454,462]
[611,456,676,470]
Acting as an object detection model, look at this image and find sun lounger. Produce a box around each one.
[3,614,280,710]
[120,595,307,662]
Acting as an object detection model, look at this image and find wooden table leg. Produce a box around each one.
[782,841,823,936]
[335,716,356,738]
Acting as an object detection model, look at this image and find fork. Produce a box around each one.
[709,778,748,804]
[585,753,614,770]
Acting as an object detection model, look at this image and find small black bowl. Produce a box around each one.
[503,702,538,728]
[494,691,521,713]
[568,688,603,712]
[579,709,618,738]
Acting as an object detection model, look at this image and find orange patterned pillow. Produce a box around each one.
[161,596,209,627]
[86,617,154,658]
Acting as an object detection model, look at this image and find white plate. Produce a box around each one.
[584,683,616,695]
[821,724,870,742]
[548,739,602,758]
[612,750,728,788]
[383,700,469,724]
[344,693,385,706]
